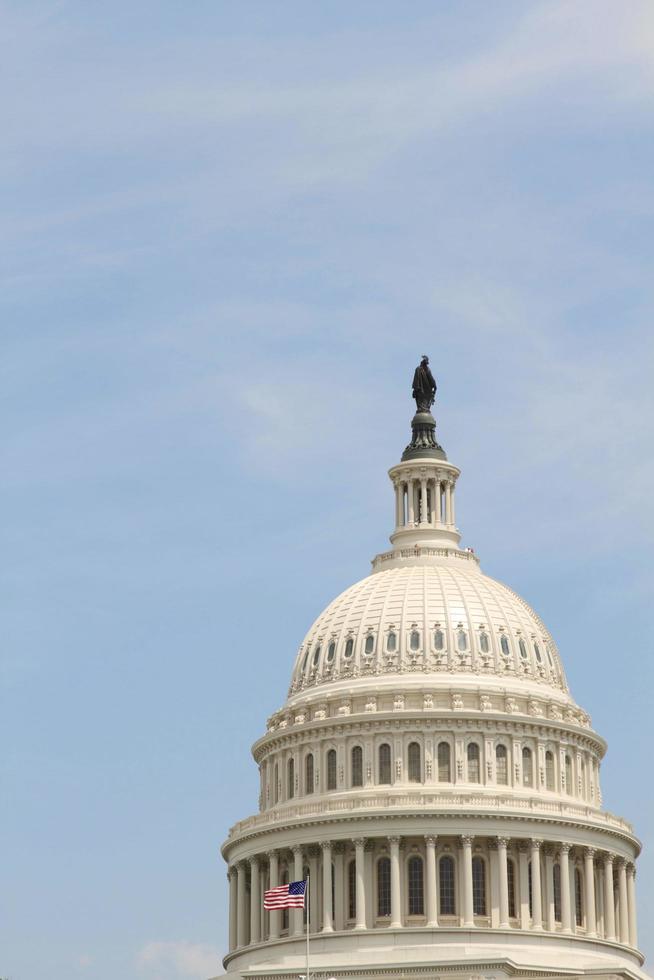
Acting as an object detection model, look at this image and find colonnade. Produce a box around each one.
[227,834,638,954]
[394,476,455,528]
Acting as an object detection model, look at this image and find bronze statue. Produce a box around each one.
[412,355,436,412]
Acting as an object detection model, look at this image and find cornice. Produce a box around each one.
[221,803,640,860]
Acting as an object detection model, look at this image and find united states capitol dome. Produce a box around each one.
[219,367,646,980]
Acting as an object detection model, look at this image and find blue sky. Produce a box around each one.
[2,2,654,978]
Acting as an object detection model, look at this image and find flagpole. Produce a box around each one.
[305,874,310,980]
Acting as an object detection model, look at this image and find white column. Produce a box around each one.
[584,848,597,937]
[407,480,415,524]
[395,482,404,527]
[497,837,509,929]
[420,478,428,525]
[389,836,402,928]
[603,853,615,941]
[618,859,629,944]
[425,836,437,926]
[627,864,638,948]
[236,862,247,947]
[228,868,238,951]
[445,482,452,525]
[435,480,443,523]
[519,845,530,930]
[530,840,543,930]
[354,838,366,930]
[560,844,572,934]
[321,842,333,932]
[460,836,474,927]
[309,850,320,932]
[333,845,345,931]
[544,846,555,932]
[429,480,436,524]
[293,845,304,936]
[267,850,279,940]
[249,857,260,944]
[450,480,456,526]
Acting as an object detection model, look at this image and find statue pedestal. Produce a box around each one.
[401,411,446,461]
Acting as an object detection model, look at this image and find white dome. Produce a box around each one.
[289,561,569,698]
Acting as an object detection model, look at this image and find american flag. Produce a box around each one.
[263,879,307,909]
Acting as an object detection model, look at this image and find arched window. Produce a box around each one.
[500,634,510,656]
[457,629,467,651]
[434,629,444,651]
[351,745,363,787]
[301,648,310,672]
[553,864,562,922]
[496,744,508,785]
[546,644,554,668]
[408,742,421,783]
[565,755,573,795]
[387,631,397,652]
[305,753,314,795]
[287,757,295,799]
[545,751,555,791]
[439,855,456,915]
[507,858,516,918]
[410,630,420,651]
[467,743,480,783]
[327,749,337,791]
[379,743,392,784]
[522,747,533,787]
[326,641,336,663]
[574,867,583,926]
[365,634,375,655]
[274,762,279,804]
[344,638,354,659]
[472,857,486,916]
[534,641,542,663]
[348,860,356,920]
[312,644,321,667]
[580,759,586,799]
[437,742,451,782]
[480,631,490,653]
[377,857,391,917]
[408,856,424,915]
[518,638,528,659]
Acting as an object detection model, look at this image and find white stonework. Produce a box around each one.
[217,417,649,980]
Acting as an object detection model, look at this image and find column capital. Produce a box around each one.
[249,854,260,869]
[227,867,236,881]
[496,836,510,848]
[425,834,437,846]
[292,844,304,858]
[332,841,346,855]
[627,862,637,878]
[559,842,572,855]
[584,847,596,860]
[388,835,401,845]
[352,837,366,848]
[266,849,278,862]
[542,844,555,858]
[615,856,627,869]
[320,840,333,853]
[459,834,474,848]
[602,851,614,866]
[530,838,543,851]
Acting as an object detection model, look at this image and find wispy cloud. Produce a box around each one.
[137,940,221,979]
